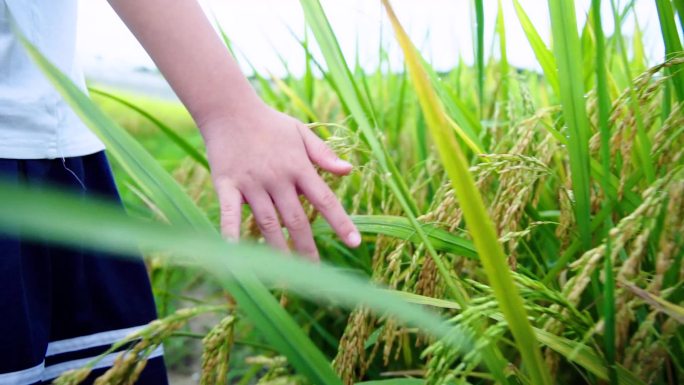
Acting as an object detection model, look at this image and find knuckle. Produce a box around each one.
[285,212,309,231]
[257,169,280,188]
[234,179,252,192]
[220,204,240,219]
[258,214,281,233]
[243,169,259,184]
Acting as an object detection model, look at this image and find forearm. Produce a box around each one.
[108,0,261,129]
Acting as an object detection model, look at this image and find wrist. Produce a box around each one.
[195,91,266,139]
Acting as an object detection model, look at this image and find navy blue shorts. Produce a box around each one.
[0,152,168,385]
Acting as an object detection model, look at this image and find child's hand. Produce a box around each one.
[202,102,361,261]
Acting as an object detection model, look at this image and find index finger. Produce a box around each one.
[297,170,361,248]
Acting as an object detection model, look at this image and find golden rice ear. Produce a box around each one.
[200,315,236,385]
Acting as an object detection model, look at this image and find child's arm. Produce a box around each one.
[108,0,361,260]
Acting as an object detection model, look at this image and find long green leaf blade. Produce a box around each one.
[313,215,477,258]
[511,0,560,96]
[655,0,684,102]
[496,0,510,106]
[0,182,478,356]
[548,0,593,250]
[591,1,617,384]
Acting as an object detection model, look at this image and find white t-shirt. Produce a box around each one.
[0,0,105,159]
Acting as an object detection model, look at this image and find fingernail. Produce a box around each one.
[335,158,353,169]
[346,231,361,247]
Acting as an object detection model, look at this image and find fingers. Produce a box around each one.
[215,180,242,240]
[298,170,361,248]
[271,186,319,261]
[299,126,353,175]
[243,189,289,252]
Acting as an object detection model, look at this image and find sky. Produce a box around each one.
[77,0,668,81]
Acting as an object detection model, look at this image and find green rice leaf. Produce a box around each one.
[591,2,617,383]
[675,0,684,37]
[548,0,593,250]
[534,329,645,385]
[391,291,461,310]
[313,215,477,259]
[655,0,684,102]
[422,59,484,153]
[269,73,319,122]
[511,0,560,96]
[303,28,315,105]
[496,0,510,105]
[580,7,596,92]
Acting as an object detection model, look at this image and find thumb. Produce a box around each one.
[299,126,353,175]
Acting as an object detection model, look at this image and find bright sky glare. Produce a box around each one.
[77,0,668,79]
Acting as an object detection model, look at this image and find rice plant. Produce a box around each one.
[1,0,682,384]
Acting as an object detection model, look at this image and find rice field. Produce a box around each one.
[1,0,683,384]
